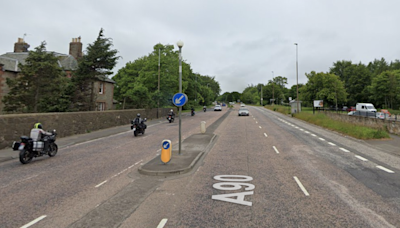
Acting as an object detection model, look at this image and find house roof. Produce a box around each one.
[96,75,116,84]
[0,52,78,72]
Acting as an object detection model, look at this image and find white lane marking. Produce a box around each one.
[273,146,280,154]
[293,176,310,196]
[95,160,143,188]
[20,215,47,228]
[376,166,395,173]
[157,149,161,152]
[264,133,268,137]
[294,126,299,129]
[256,121,258,124]
[299,129,304,131]
[95,180,108,188]
[259,126,262,129]
[355,155,368,162]
[305,131,310,134]
[339,148,350,153]
[319,138,325,141]
[328,142,336,146]
[0,174,39,189]
[157,218,168,228]
[311,134,317,137]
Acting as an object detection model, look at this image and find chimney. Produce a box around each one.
[14,38,30,52]
[69,37,83,59]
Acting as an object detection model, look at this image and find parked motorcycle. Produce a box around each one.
[12,130,58,164]
[167,115,174,123]
[131,118,147,136]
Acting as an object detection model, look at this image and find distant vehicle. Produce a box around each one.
[348,111,355,116]
[240,103,245,107]
[214,105,222,111]
[353,103,377,117]
[222,103,226,107]
[376,112,386,119]
[348,106,356,112]
[238,108,249,116]
[342,106,348,111]
[381,109,391,117]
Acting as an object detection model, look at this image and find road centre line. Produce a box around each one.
[256,121,258,124]
[259,126,262,129]
[293,176,310,196]
[355,155,368,162]
[311,134,317,137]
[340,148,350,152]
[376,166,395,173]
[20,215,47,228]
[304,131,310,133]
[264,133,268,137]
[319,138,325,141]
[95,160,142,188]
[157,218,168,228]
[273,146,280,154]
[299,129,304,131]
[328,142,336,146]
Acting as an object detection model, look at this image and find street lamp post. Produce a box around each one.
[177,40,184,155]
[294,43,299,113]
[157,48,160,119]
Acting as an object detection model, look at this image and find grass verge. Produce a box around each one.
[265,105,390,140]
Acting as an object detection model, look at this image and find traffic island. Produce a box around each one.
[138,133,216,176]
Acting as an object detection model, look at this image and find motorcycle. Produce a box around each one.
[12,130,58,164]
[191,109,195,116]
[203,107,207,112]
[131,118,147,137]
[167,114,175,123]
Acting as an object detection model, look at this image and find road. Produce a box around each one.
[1,106,399,227]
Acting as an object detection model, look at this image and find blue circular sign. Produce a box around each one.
[162,141,170,149]
[172,93,188,107]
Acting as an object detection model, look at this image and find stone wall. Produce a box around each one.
[0,107,176,149]
[324,112,400,135]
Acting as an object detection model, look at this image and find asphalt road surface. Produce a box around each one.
[1,105,399,228]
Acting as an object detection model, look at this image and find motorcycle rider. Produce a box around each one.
[203,106,207,112]
[134,113,145,129]
[168,109,175,119]
[30,123,52,153]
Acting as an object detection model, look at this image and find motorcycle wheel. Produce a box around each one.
[169,119,172,123]
[48,143,58,157]
[133,130,138,137]
[142,129,145,135]
[19,149,33,164]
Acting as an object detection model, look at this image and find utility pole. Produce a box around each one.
[157,48,160,118]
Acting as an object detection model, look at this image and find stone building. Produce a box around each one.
[0,38,115,113]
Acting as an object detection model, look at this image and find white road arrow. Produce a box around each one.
[175,95,184,104]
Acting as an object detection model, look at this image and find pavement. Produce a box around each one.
[1,109,399,176]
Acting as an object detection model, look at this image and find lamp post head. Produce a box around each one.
[177,41,184,48]
[294,43,298,46]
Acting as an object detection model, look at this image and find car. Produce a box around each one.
[376,112,385,119]
[342,106,348,111]
[348,111,355,116]
[238,108,249,116]
[222,103,226,107]
[214,105,222,111]
[240,103,245,107]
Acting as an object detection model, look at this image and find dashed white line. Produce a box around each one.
[319,138,325,141]
[264,133,268,137]
[355,155,368,161]
[339,148,350,153]
[157,218,168,228]
[256,121,258,124]
[376,166,395,173]
[328,142,336,146]
[20,215,47,228]
[299,129,304,131]
[259,126,262,129]
[95,180,108,188]
[293,176,310,196]
[305,131,310,134]
[311,134,317,137]
[273,146,280,154]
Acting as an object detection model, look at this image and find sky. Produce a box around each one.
[2,0,400,94]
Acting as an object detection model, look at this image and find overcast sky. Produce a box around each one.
[2,0,400,94]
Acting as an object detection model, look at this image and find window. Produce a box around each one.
[99,82,104,94]
[97,102,105,111]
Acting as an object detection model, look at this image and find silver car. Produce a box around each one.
[214,105,222,111]
[238,108,249,116]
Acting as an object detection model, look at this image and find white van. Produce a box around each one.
[356,103,377,113]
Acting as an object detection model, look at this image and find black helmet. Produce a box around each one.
[34,123,42,129]
[137,113,141,117]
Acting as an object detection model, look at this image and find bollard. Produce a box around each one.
[200,121,206,133]
[161,140,172,164]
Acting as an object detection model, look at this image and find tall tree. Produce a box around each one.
[370,70,400,109]
[3,41,70,113]
[72,28,120,111]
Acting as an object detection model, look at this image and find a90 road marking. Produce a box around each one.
[212,175,254,206]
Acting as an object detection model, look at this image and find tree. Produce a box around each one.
[370,70,400,109]
[72,28,120,111]
[300,71,347,108]
[3,41,70,113]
